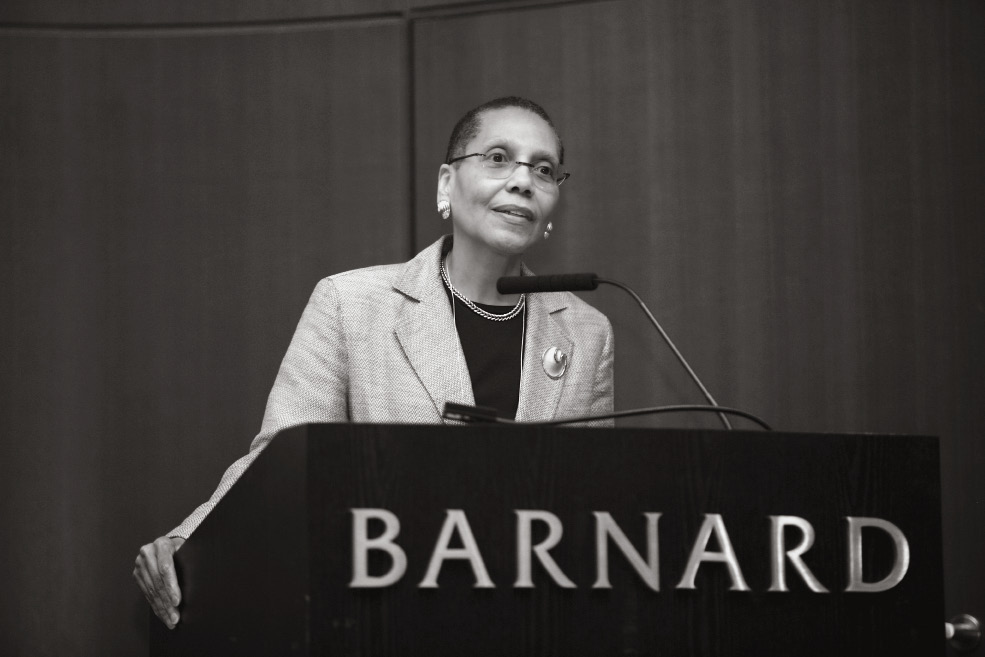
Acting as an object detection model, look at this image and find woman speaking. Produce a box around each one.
[133,96,614,628]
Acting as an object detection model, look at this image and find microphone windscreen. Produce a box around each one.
[497,273,599,294]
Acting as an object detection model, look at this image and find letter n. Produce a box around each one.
[592,512,661,591]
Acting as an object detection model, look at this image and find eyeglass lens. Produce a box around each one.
[481,154,562,189]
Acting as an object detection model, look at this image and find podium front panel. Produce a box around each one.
[152,424,943,656]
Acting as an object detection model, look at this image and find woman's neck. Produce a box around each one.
[445,241,523,305]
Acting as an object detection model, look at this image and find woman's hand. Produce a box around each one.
[133,536,186,629]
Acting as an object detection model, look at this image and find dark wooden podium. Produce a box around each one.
[150,424,944,656]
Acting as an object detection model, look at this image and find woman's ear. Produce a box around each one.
[436,163,453,203]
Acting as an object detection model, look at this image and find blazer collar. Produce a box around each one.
[393,235,572,422]
[393,237,474,421]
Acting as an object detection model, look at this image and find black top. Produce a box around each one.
[445,291,524,420]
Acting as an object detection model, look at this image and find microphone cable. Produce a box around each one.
[596,277,732,430]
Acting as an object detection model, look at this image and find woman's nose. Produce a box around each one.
[506,163,535,196]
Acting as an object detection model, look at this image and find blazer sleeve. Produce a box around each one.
[169,278,350,539]
[587,316,615,427]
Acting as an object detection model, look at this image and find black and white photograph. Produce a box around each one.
[1,0,982,654]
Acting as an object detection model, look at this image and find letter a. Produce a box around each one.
[676,514,750,591]
[419,510,494,588]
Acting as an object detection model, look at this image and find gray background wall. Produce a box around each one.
[1,1,982,654]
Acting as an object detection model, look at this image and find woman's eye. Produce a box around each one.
[488,152,507,163]
[536,165,555,177]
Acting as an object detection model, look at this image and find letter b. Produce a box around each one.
[350,508,407,588]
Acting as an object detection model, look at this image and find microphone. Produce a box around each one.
[497,273,599,294]
[442,402,514,424]
[498,272,744,430]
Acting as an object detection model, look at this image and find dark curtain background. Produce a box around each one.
[1,1,982,654]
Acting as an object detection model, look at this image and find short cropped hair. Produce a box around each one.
[444,96,565,166]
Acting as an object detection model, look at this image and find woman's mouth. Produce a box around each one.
[494,205,534,220]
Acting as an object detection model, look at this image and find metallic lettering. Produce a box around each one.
[419,509,494,588]
[845,516,910,592]
[593,512,661,591]
[676,513,750,591]
[349,508,407,588]
[515,510,576,588]
[768,515,829,592]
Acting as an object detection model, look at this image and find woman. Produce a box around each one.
[133,96,614,629]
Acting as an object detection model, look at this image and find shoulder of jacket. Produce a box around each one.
[315,262,403,293]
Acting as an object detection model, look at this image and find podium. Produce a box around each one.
[150,424,944,656]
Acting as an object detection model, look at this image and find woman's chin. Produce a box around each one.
[491,222,542,253]
[490,233,538,257]
[456,224,538,257]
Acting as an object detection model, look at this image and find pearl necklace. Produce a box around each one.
[440,257,525,321]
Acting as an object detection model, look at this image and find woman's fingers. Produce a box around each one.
[134,536,182,629]
[153,537,181,607]
[136,560,172,627]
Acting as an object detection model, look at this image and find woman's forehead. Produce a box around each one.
[470,107,560,161]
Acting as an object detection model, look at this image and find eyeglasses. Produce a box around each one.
[448,151,570,190]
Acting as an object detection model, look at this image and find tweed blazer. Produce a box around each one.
[171,236,614,538]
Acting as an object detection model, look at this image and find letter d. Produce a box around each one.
[845,516,910,592]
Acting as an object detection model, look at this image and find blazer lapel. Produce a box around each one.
[516,290,573,422]
[393,238,475,420]
[392,237,574,423]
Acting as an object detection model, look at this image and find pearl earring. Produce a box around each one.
[437,200,451,220]
[544,221,553,240]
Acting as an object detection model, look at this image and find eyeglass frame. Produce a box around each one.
[447,151,571,188]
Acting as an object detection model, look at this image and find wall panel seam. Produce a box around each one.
[0,13,404,36]
[407,0,626,20]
